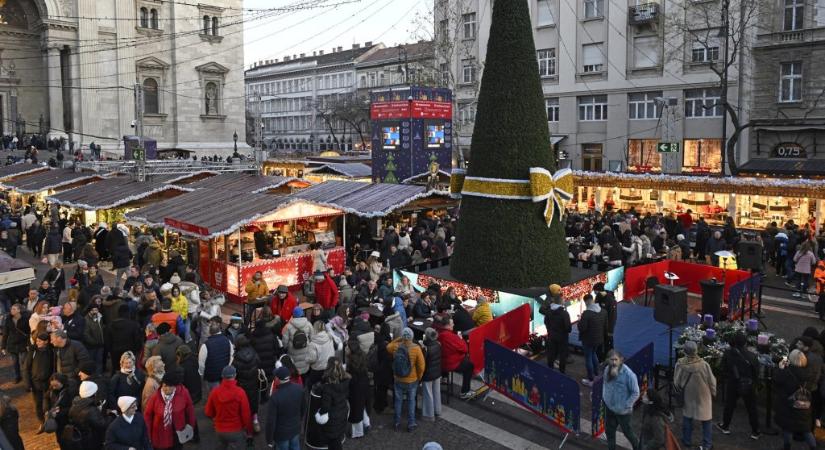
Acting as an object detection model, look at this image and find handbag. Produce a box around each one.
[42,416,58,433]
[674,371,693,406]
[788,371,812,410]
[175,424,194,444]
[257,369,269,401]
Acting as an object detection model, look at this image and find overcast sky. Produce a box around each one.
[243,0,431,68]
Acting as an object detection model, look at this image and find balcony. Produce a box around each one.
[629,3,659,25]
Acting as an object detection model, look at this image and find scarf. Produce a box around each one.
[122,414,134,424]
[162,389,175,428]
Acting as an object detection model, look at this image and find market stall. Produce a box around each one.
[570,171,825,231]
[182,172,298,194]
[0,163,49,183]
[125,188,345,302]
[304,162,372,183]
[0,168,103,214]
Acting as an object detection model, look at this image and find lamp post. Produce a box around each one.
[719,0,730,176]
[233,130,238,154]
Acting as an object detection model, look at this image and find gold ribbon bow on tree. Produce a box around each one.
[449,167,574,227]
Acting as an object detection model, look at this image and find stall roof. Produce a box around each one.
[0,163,49,181]
[572,170,825,198]
[290,180,451,217]
[737,159,825,177]
[125,189,294,238]
[182,173,294,193]
[0,169,102,194]
[307,162,372,178]
[47,177,189,210]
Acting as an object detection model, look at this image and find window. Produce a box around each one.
[462,59,476,83]
[780,61,802,102]
[545,97,559,122]
[578,95,608,121]
[537,49,556,76]
[628,92,660,119]
[462,13,477,39]
[682,139,722,174]
[784,0,803,31]
[438,19,449,40]
[440,63,450,85]
[212,17,219,36]
[537,0,555,26]
[150,9,158,29]
[203,15,210,34]
[691,42,719,63]
[582,144,603,171]
[459,104,476,124]
[584,0,603,18]
[684,88,722,117]
[143,78,159,114]
[633,36,660,68]
[139,7,148,28]
[626,139,661,173]
[359,75,366,88]
[582,43,604,73]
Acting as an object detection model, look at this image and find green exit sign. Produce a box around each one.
[133,148,145,161]
[657,142,680,153]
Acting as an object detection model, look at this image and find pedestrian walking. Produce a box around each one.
[104,396,152,449]
[64,380,108,450]
[313,357,350,450]
[144,372,196,450]
[716,333,761,440]
[674,340,716,450]
[347,344,371,438]
[265,366,304,450]
[25,332,53,423]
[578,294,606,386]
[204,365,253,450]
[109,351,146,411]
[541,285,571,373]
[232,335,262,433]
[198,320,235,396]
[2,303,30,384]
[420,327,442,421]
[387,327,425,432]
[602,350,640,450]
[638,388,673,450]
[774,349,817,450]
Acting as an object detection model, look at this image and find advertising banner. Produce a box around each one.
[468,304,531,375]
[484,340,581,434]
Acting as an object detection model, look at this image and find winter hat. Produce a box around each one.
[676,234,686,241]
[221,365,237,379]
[79,361,97,377]
[422,443,444,450]
[274,366,290,382]
[160,282,173,294]
[117,396,137,414]
[79,381,98,399]
[170,274,181,285]
[100,286,112,297]
[370,250,380,258]
[277,285,289,294]
[548,284,562,296]
[292,306,304,318]
[401,327,414,340]
[229,313,243,323]
[156,322,171,335]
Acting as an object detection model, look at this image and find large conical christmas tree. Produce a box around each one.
[450,0,570,288]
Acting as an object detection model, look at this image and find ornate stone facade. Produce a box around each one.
[1,0,247,156]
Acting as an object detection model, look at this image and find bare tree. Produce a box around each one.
[312,94,372,151]
[665,0,762,175]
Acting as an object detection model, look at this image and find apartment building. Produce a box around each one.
[244,43,382,153]
[355,40,437,95]
[436,0,748,174]
[740,0,825,177]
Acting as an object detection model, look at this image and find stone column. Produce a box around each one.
[46,46,66,139]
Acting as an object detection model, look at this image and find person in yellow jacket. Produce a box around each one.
[169,285,188,317]
[245,271,269,299]
[472,295,493,326]
[386,328,425,431]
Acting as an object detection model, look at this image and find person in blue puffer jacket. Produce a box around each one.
[602,350,640,450]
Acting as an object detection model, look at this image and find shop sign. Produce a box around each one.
[772,142,807,158]
[164,218,209,237]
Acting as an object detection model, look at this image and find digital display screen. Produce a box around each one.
[382,126,400,149]
[426,125,445,148]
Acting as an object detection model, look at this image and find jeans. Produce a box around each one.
[583,345,600,380]
[782,431,816,449]
[606,408,639,450]
[546,339,569,373]
[216,430,246,450]
[275,435,300,450]
[721,381,760,433]
[421,378,441,418]
[393,380,418,428]
[682,417,712,448]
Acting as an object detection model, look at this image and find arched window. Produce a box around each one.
[139,7,148,28]
[203,15,210,35]
[204,81,218,115]
[212,16,219,36]
[143,78,159,114]
[150,9,158,29]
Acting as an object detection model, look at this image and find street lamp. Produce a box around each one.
[233,130,238,153]
[718,0,730,176]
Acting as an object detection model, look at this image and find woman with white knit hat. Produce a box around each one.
[104,396,152,449]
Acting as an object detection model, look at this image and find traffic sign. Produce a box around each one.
[657,142,680,153]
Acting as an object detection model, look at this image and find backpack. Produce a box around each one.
[789,371,812,410]
[393,343,412,377]
[292,329,308,350]
[367,343,379,372]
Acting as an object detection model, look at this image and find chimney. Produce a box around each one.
[337,46,342,52]
[331,47,336,53]
[319,50,324,55]
[352,43,360,49]
[284,56,290,61]
[300,53,305,58]
[313,51,317,56]
[293,54,297,59]
[252,62,257,68]
[365,41,372,47]
[274,58,279,63]
[259,60,264,66]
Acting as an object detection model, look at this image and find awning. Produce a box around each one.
[0,163,49,181]
[737,158,825,177]
[754,126,825,132]
[47,177,189,210]
[290,180,453,217]
[306,162,372,178]
[0,169,102,194]
[182,173,294,193]
[550,135,567,146]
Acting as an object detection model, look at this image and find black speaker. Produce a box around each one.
[700,279,724,320]
[736,241,763,271]
[653,284,688,327]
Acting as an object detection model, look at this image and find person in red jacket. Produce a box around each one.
[205,365,253,448]
[270,284,298,325]
[313,271,339,312]
[144,371,196,450]
[435,313,475,399]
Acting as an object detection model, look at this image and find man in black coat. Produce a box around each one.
[541,285,572,373]
[593,282,617,356]
[61,301,86,342]
[265,366,305,449]
[106,304,144,375]
[50,329,92,394]
[1,304,30,383]
[93,224,108,261]
[577,294,606,386]
[717,333,760,438]
[25,332,53,423]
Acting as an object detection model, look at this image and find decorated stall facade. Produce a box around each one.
[571,171,825,231]
[0,168,104,213]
